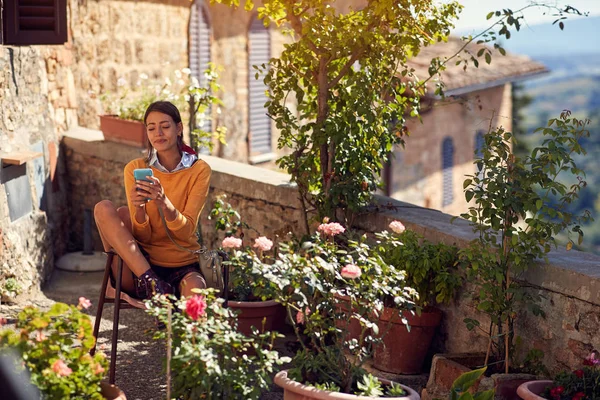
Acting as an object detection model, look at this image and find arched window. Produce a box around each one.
[442,137,454,207]
[248,17,271,159]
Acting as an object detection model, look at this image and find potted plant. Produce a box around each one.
[458,111,592,375]
[0,298,124,400]
[517,351,600,400]
[207,197,286,335]
[99,67,225,152]
[258,221,421,398]
[372,220,462,374]
[145,289,289,399]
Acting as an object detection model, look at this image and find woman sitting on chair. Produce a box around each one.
[94,100,211,299]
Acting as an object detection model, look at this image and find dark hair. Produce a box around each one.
[143,101,185,165]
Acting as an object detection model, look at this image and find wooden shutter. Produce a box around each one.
[248,18,271,157]
[189,1,211,86]
[3,0,68,45]
[189,1,212,154]
[442,137,454,207]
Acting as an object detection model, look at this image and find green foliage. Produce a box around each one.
[209,196,258,238]
[0,277,21,301]
[387,382,408,397]
[256,222,417,394]
[449,367,495,400]
[545,351,600,400]
[458,111,593,371]
[145,290,290,400]
[0,302,108,400]
[374,224,462,307]
[356,374,384,397]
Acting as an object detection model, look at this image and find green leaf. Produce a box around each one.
[485,52,492,64]
[486,11,494,20]
[473,389,496,400]
[451,367,487,393]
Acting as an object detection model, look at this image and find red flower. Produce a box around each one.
[185,295,207,321]
[550,387,565,399]
[572,392,585,400]
[556,386,565,394]
[574,369,585,378]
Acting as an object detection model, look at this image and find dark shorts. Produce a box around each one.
[133,247,205,299]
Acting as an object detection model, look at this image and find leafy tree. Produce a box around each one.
[210,0,586,230]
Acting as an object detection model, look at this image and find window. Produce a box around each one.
[474,130,485,181]
[248,17,271,160]
[2,0,68,45]
[442,137,454,207]
[189,0,212,154]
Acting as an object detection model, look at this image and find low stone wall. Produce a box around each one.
[62,130,600,374]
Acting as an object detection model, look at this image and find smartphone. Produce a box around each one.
[133,168,153,200]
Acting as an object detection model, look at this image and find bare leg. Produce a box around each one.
[94,200,151,296]
[179,272,207,298]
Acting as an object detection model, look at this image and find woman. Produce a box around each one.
[94,101,211,299]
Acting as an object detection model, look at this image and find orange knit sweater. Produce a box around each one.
[124,158,211,267]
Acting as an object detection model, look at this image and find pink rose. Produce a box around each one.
[296,307,311,324]
[185,295,207,321]
[317,222,345,237]
[78,297,92,309]
[93,363,105,375]
[584,351,600,366]
[35,330,46,342]
[52,359,72,377]
[341,264,361,279]
[389,220,405,234]
[253,236,273,252]
[222,237,242,249]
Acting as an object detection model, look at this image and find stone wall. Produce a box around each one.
[62,133,600,374]
[0,46,69,299]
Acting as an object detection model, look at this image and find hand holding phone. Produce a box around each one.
[133,168,154,202]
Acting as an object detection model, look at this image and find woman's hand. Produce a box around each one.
[130,179,150,208]
[136,176,177,220]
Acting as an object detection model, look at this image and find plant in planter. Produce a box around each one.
[0,298,119,400]
[207,197,285,335]
[372,220,462,374]
[458,111,593,374]
[258,221,421,398]
[100,66,226,152]
[517,351,600,400]
[145,289,290,400]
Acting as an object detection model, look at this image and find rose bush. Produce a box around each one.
[545,351,600,400]
[0,298,108,400]
[251,221,417,395]
[145,290,290,399]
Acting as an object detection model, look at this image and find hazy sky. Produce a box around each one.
[449,0,600,31]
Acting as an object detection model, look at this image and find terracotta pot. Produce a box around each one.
[274,369,421,400]
[228,299,285,335]
[99,115,147,148]
[516,380,552,400]
[373,307,442,374]
[334,294,363,342]
[100,380,127,400]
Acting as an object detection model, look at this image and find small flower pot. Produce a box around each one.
[516,380,553,400]
[99,115,147,148]
[274,369,421,399]
[373,307,442,374]
[100,380,127,400]
[228,299,285,335]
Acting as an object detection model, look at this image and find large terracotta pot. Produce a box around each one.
[373,307,442,374]
[228,299,285,336]
[99,115,147,148]
[100,381,127,400]
[516,380,552,400]
[274,369,421,400]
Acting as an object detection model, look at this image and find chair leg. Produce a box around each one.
[109,255,124,385]
[91,251,114,356]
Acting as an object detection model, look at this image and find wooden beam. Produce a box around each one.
[1,151,43,166]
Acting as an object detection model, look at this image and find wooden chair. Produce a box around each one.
[90,250,229,384]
